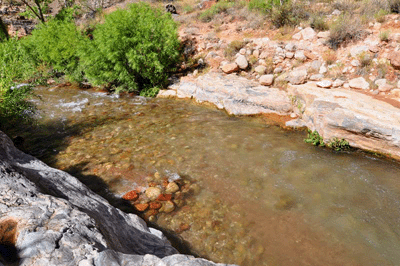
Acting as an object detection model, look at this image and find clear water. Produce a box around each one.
[12,85,400,266]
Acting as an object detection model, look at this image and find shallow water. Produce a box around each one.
[12,85,400,265]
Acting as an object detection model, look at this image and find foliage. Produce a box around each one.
[248,0,280,13]
[322,50,337,65]
[327,138,351,151]
[27,16,84,81]
[199,0,234,22]
[0,83,36,131]
[304,130,325,147]
[79,3,181,93]
[310,15,329,32]
[224,40,246,59]
[379,30,390,42]
[18,0,52,22]
[327,13,365,49]
[270,0,308,28]
[0,37,38,82]
[374,8,389,22]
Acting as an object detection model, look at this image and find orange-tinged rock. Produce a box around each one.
[134,203,149,212]
[157,194,172,201]
[122,190,139,201]
[149,202,162,210]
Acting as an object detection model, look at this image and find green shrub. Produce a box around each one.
[374,8,389,22]
[310,16,329,31]
[379,30,390,42]
[79,3,181,93]
[0,38,38,82]
[304,130,325,147]
[327,138,350,151]
[270,1,308,28]
[27,17,84,81]
[0,83,36,131]
[248,0,280,13]
[224,40,246,59]
[199,1,234,22]
[327,14,365,49]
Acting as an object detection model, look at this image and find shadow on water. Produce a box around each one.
[7,118,202,258]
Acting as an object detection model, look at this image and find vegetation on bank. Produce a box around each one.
[0,2,181,129]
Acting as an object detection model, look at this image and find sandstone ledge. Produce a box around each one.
[160,73,400,160]
[0,131,232,266]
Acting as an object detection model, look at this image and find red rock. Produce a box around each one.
[148,182,157,187]
[157,194,172,201]
[122,190,139,201]
[149,202,162,210]
[134,203,149,212]
[221,63,239,74]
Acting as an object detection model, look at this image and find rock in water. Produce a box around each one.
[0,131,233,266]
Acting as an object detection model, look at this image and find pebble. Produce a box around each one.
[160,201,175,213]
[134,203,149,212]
[145,187,162,201]
[122,190,139,201]
[165,182,180,194]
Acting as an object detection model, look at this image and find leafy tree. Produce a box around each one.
[79,2,181,94]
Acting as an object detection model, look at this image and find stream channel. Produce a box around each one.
[10,85,400,266]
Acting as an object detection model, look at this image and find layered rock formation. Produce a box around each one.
[0,131,231,266]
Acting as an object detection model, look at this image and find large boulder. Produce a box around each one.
[0,131,231,266]
[389,51,400,70]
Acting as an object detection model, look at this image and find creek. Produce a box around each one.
[10,85,400,266]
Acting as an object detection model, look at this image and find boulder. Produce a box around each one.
[294,50,306,61]
[221,63,239,74]
[350,46,369,58]
[301,27,317,40]
[349,77,369,90]
[316,80,332,88]
[235,55,248,69]
[259,74,274,86]
[254,65,267,74]
[287,69,308,85]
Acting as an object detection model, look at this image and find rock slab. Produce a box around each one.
[169,73,293,115]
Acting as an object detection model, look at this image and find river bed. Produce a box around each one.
[10,85,400,266]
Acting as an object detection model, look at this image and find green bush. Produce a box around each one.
[327,137,350,151]
[79,3,181,93]
[248,0,280,13]
[199,1,234,22]
[224,40,246,59]
[0,83,36,131]
[27,17,84,81]
[327,14,365,49]
[310,16,329,32]
[0,38,38,82]
[304,130,325,147]
[270,1,308,28]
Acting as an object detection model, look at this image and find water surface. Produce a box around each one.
[12,85,400,266]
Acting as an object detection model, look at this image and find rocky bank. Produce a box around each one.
[0,130,231,266]
[159,72,400,160]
